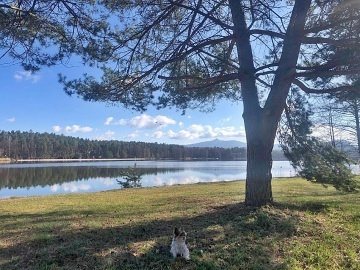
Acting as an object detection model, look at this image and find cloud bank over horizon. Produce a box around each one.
[49,113,245,144]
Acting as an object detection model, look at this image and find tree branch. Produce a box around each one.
[295,69,360,78]
[158,72,240,83]
[0,3,35,16]
[249,29,285,38]
[302,36,359,45]
[168,0,232,30]
[293,78,359,94]
[112,35,236,89]
[266,0,311,111]
[250,29,359,47]
[305,15,360,33]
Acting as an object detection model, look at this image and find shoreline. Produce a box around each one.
[13,158,147,163]
[2,157,253,163]
[0,157,12,164]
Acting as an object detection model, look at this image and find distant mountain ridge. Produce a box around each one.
[185,139,247,148]
[186,139,287,160]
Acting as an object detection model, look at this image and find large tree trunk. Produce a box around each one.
[243,109,278,206]
[245,141,273,206]
[229,0,311,206]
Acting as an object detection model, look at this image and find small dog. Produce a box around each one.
[170,227,190,261]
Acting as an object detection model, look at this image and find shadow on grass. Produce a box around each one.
[0,203,308,270]
[273,201,330,213]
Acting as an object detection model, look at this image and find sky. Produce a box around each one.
[1,59,246,145]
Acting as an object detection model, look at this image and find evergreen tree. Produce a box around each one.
[278,89,357,192]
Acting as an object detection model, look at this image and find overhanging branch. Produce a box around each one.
[295,69,360,78]
[293,78,359,94]
[250,29,358,46]
[305,15,360,33]
[158,72,240,83]
[0,3,36,16]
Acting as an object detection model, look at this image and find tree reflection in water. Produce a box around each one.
[116,164,143,188]
[0,164,183,189]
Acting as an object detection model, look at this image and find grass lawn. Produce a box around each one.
[0,177,359,270]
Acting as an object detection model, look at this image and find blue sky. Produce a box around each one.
[1,59,246,145]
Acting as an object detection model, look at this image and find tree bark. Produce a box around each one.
[244,110,276,206]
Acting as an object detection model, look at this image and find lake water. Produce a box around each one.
[0,160,298,199]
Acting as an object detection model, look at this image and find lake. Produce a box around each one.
[0,160,299,199]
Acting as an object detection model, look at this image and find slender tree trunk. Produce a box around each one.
[354,102,360,155]
[329,106,336,147]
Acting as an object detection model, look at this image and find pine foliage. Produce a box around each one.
[278,89,358,192]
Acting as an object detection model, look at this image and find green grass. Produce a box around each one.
[0,178,359,270]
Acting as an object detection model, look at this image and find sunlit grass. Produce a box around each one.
[0,178,359,269]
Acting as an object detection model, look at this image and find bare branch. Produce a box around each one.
[249,29,285,38]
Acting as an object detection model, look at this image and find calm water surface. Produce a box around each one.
[0,160,297,198]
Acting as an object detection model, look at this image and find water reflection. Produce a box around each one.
[0,165,180,189]
[0,161,297,198]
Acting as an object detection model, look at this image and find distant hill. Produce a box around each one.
[185,139,287,160]
[186,139,247,148]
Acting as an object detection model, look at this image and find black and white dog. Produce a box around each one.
[170,227,190,261]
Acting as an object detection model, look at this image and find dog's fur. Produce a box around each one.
[170,227,190,260]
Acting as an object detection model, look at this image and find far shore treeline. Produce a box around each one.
[0,130,257,161]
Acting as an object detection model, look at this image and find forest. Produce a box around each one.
[0,130,247,161]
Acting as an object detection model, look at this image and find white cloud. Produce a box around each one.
[97,130,116,140]
[129,114,176,129]
[168,124,245,141]
[153,131,164,139]
[168,129,199,140]
[127,131,140,139]
[214,126,245,137]
[52,126,62,132]
[188,124,205,133]
[104,117,114,125]
[14,71,40,83]
[118,119,127,125]
[105,114,176,129]
[116,114,176,129]
[6,117,15,123]
[52,125,93,134]
[65,125,93,133]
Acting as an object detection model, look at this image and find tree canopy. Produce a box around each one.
[1,0,360,206]
[2,1,359,104]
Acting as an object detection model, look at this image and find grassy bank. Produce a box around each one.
[0,178,359,270]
